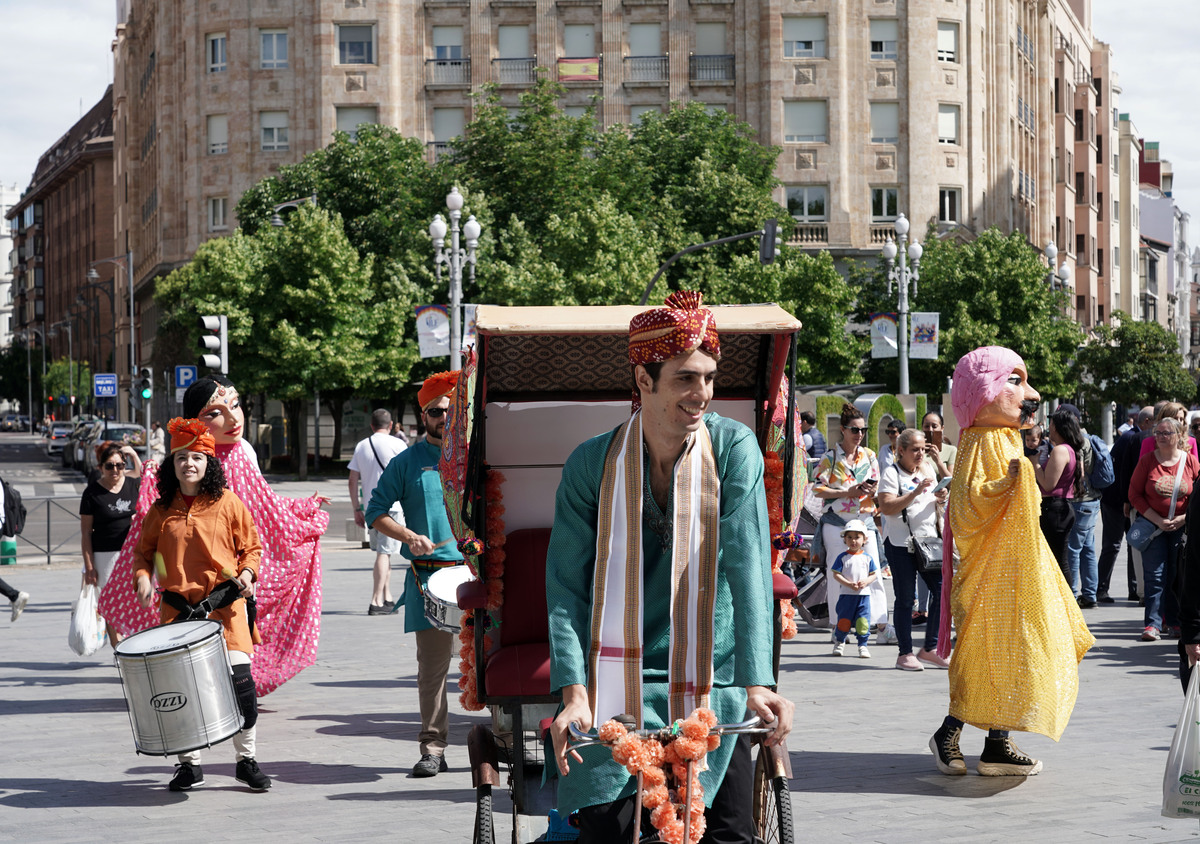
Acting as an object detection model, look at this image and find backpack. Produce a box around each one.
[1086,434,1114,490]
[1,478,26,537]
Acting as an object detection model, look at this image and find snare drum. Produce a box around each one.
[114,620,243,756]
[423,565,476,633]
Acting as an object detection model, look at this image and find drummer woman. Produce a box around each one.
[134,418,271,793]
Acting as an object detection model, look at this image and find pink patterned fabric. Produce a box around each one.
[99,443,329,696]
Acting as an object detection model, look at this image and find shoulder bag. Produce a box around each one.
[1128,453,1187,552]
[895,465,943,573]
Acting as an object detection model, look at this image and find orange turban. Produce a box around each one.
[628,290,720,367]
[168,417,216,457]
[418,370,460,410]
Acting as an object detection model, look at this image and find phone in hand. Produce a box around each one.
[930,429,944,451]
[932,477,952,494]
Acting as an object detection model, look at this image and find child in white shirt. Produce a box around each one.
[831,519,879,658]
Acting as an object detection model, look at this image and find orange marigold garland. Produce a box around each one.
[458,469,507,711]
[763,453,798,640]
[599,708,717,844]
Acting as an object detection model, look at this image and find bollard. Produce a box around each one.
[1,537,16,565]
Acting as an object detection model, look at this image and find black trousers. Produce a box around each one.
[0,576,17,602]
[1097,502,1127,597]
[576,731,755,844]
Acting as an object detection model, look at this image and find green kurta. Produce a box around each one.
[546,412,775,814]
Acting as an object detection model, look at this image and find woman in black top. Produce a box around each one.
[80,440,142,645]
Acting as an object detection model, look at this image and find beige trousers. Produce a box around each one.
[415,627,454,756]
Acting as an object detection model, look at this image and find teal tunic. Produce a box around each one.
[546,413,775,814]
[365,439,463,633]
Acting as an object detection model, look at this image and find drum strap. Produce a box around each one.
[162,580,243,623]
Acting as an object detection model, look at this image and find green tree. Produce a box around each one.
[1072,311,1194,408]
[0,345,30,410]
[45,357,92,417]
[853,228,1084,400]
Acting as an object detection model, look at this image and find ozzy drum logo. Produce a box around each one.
[150,692,188,712]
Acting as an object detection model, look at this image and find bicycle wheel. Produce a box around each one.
[473,783,495,844]
[752,744,794,844]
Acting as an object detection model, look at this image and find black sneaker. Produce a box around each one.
[929,724,966,776]
[977,736,1042,776]
[412,754,448,778]
[235,757,272,791]
[367,603,392,616]
[168,762,204,791]
[1097,593,1115,604]
[1078,597,1097,609]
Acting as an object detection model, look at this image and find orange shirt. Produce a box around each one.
[134,489,262,654]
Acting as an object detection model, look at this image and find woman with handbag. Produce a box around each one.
[877,429,951,671]
[1131,416,1199,642]
[813,403,890,641]
[1031,408,1083,582]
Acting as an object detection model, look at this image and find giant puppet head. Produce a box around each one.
[183,375,245,445]
[951,346,1041,430]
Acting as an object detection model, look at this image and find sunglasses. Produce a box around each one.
[843,426,868,435]
[103,462,126,470]
[424,407,447,419]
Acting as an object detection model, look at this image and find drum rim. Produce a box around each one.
[114,619,224,657]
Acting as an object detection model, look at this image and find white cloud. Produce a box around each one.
[0,0,114,188]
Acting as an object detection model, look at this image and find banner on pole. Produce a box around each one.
[909,312,940,360]
[415,305,449,359]
[462,304,477,353]
[870,312,898,359]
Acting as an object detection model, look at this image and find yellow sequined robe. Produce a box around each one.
[947,427,1094,740]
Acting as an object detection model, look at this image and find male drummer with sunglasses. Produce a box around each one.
[365,371,463,778]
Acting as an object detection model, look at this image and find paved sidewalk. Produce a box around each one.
[2,531,1199,842]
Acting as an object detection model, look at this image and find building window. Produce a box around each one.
[870,102,899,144]
[335,106,378,140]
[1076,234,1086,256]
[786,186,827,221]
[208,197,228,231]
[207,34,227,73]
[564,23,595,58]
[260,111,289,151]
[937,22,958,62]
[434,26,464,60]
[1114,200,1120,223]
[630,105,659,124]
[869,19,898,61]
[1097,248,1104,276]
[783,100,827,143]
[338,24,375,65]
[206,114,228,155]
[937,104,960,145]
[939,188,961,223]
[871,187,898,222]
[432,107,465,145]
[261,30,288,69]
[1097,192,1103,221]
[563,105,589,119]
[629,22,661,57]
[783,17,826,58]
[1075,171,1085,199]
[1074,109,1084,142]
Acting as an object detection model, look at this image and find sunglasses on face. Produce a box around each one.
[103,462,125,470]
[843,426,868,435]
[424,407,447,419]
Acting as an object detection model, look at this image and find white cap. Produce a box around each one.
[840,518,870,537]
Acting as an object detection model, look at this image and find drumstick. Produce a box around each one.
[431,537,455,550]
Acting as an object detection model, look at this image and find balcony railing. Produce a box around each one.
[789,223,828,245]
[869,224,895,245]
[689,54,734,83]
[426,58,470,84]
[557,56,601,82]
[624,55,668,83]
[427,141,451,163]
[492,57,537,85]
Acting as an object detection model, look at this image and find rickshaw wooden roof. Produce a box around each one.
[475,304,801,335]
[474,304,801,398]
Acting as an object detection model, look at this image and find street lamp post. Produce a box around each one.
[87,251,136,418]
[429,187,482,371]
[21,326,47,422]
[51,319,74,416]
[881,213,923,395]
[1043,241,1073,292]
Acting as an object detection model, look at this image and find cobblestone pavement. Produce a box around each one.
[1,432,1198,842]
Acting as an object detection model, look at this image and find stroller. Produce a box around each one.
[788,504,830,629]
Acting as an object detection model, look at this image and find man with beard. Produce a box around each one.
[929,347,1093,777]
[367,371,462,778]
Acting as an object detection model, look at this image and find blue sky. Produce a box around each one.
[0,0,1196,247]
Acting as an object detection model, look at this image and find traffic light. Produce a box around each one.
[47,395,54,405]
[139,367,154,401]
[198,315,229,373]
[759,219,779,265]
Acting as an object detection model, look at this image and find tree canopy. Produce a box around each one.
[1072,311,1195,408]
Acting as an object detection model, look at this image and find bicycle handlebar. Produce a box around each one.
[567,715,766,748]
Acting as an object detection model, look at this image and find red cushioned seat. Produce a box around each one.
[773,571,798,601]
[485,642,552,697]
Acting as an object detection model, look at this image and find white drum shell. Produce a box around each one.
[423,565,475,633]
[114,620,243,756]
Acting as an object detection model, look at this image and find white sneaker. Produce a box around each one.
[858,645,871,659]
[11,591,28,622]
[876,624,898,645]
[832,641,846,656]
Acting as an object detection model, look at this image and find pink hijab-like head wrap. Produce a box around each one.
[951,346,1025,429]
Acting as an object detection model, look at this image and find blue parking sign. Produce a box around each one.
[175,365,198,390]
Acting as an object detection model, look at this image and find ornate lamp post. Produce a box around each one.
[429,187,482,371]
[881,213,923,395]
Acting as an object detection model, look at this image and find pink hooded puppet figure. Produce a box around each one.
[929,346,1092,779]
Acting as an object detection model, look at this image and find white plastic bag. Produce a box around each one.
[68,584,108,657]
[1163,665,1200,818]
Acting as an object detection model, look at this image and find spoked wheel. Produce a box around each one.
[473,783,495,844]
[752,743,794,844]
